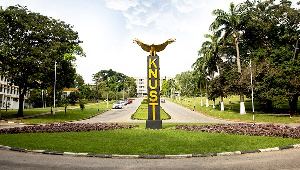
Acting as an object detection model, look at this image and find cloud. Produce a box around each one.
[105,0,138,11]
[172,0,207,13]
[105,0,207,32]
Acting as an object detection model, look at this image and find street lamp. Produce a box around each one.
[93,74,100,112]
[250,58,255,120]
[248,52,255,121]
[107,77,109,108]
[53,60,56,120]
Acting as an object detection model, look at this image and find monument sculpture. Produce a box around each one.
[133,38,176,56]
[133,38,175,129]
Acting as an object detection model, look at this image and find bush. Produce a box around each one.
[141,98,148,104]
[80,102,85,111]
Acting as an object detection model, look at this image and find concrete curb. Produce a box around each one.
[1,144,299,159]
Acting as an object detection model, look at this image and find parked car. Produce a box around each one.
[126,99,133,104]
[113,101,123,109]
[120,100,126,106]
[161,98,165,103]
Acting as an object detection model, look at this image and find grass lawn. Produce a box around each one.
[170,96,300,124]
[10,102,113,124]
[0,123,299,155]
[131,103,171,120]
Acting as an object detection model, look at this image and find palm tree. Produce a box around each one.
[192,58,206,107]
[195,44,214,107]
[210,2,247,114]
[196,48,210,107]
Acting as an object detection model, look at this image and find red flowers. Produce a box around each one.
[176,124,300,139]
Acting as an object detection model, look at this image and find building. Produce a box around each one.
[134,76,173,97]
[0,76,31,110]
[135,77,147,97]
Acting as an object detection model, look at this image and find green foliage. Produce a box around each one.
[92,69,137,100]
[79,102,85,111]
[0,5,84,116]
[67,92,80,105]
[161,78,179,97]
[175,71,198,97]
[191,0,300,113]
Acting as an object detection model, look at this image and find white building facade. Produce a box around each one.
[0,76,31,110]
[134,76,173,97]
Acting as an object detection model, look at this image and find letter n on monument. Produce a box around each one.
[147,56,162,129]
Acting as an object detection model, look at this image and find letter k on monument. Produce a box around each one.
[133,38,176,129]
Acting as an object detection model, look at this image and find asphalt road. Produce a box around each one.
[0,147,300,170]
[72,98,145,124]
[72,97,234,124]
[161,99,233,123]
[1,97,300,169]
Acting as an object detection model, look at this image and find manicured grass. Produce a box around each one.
[0,124,299,155]
[0,104,84,119]
[170,97,300,124]
[13,102,113,124]
[132,103,171,120]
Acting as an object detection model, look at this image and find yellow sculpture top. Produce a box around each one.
[133,38,176,56]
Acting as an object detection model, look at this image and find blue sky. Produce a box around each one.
[1,0,299,84]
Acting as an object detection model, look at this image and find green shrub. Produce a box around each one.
[79,103,85,111]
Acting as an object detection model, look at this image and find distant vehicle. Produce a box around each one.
[161,98,165,103]
[120,100,126,106]
[126,99,133,104]
[113,101,123,109]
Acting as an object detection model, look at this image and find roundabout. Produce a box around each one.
[0,98,300,169]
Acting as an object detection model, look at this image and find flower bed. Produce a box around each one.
[176,124,300,139]
[0,123,138,134]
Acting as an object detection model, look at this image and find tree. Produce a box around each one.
[192,57,206,107]
[0,6,83,116]
[175,71,198,98]
[124,77,137,98]
[210,2,247,114]
[161,78,178,98]
[241,0,300,112]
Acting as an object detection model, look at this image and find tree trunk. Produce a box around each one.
[234,33,246,114]
[293,35,299,60]
[240,89,246,114]
[289,94,298,111]
[205,72,209,107]
[17,86,27,117]
[266,100,272,112]
[221,95,224,111]
[234,34,241,73]
[200,83,203,107]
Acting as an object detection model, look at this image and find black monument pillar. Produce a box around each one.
[146,55,162,129]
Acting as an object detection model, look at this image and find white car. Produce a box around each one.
[113,101,123,109]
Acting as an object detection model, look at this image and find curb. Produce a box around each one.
[1,144,299,159]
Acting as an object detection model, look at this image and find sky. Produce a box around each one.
[1,0,299,84]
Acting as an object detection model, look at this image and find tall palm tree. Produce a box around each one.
[195,34,218,107]
[210,2,247,114]
[192,58,206,107]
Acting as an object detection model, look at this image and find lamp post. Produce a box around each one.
[53,60,56,120]
[107,77,109,108]
[250,58,255,120]
[96,80,99,112]
[92,74,100,112]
